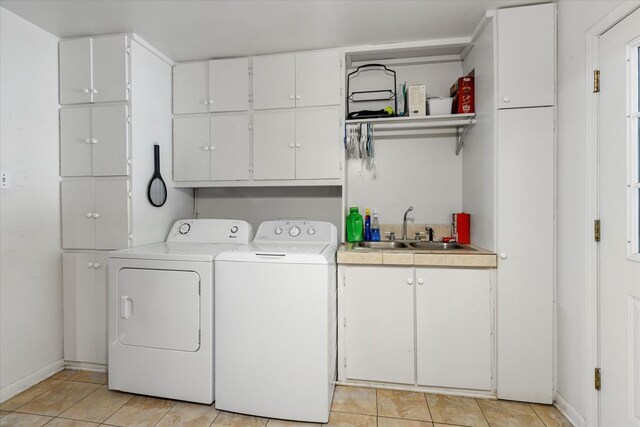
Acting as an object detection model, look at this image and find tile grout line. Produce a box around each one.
[475,398,493,427]
[423,392,434,425]
[528,402,550,427]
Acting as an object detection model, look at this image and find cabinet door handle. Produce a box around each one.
[499,252,508,260]
[289,143,294,148]
[83,88,90,94]
[296,94,301,100]
[203,146,210,151]
[87,262,94,268]
[90,138,98,144]
[203,100,209,105]
[503,96,511,103]
[417,278,424,285]
[295,143,301,148]
[120,296,132,319]
[91,88,98,94]
[208,99,213,104]
[209,146,215,151]
[85,212,93,218]
[92,212,100,219]
[289,94,295,100]
[93,263,101,269]
[407,278,414,285]
[84,138,91,144]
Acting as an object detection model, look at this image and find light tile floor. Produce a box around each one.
[0,371,572,427]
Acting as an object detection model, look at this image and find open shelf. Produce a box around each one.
[345,114,476,155]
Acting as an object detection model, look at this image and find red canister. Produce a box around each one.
[453,212,470,244]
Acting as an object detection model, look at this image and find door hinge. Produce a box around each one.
[594,219,601,242]
[593,70,600,93]
[595,367,601,390]
[344,357,347,368]
[343,317,346,327]
[198,330,201,345]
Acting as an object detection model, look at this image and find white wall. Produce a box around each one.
[0,7,63,397]
[196,187,342,231]
[555,1,624,422]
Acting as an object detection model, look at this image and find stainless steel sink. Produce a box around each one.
[355,241,409,249]
[409,242,473,251]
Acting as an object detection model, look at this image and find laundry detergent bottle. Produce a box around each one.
[346,207,364,242]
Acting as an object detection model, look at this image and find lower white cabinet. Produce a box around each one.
[173,114,251,181]
[63,252,108,365]
[253,107,341,181]
[61,180,130,250]
[340,265,493,390]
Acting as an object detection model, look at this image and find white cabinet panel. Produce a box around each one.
[59,38,92,105]
[92,105,128,176]
[497,3,555,109]
[62,181,95,249]
[253,111,296,180]
[295,107,341,179]
[173,116,210,181]
[60,107,92,176]
[295,50,341,108]
[416,268,492,390]
[92,35,128,103]
[253,54,296,110]
[173,62,209,114]
[94,180,129,250]
[497,107,554,403]
[63,252,108,365]
[210,115,250,181]
[209,58,249,112]
[343,266,415,384]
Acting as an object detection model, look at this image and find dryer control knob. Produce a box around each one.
[178,223,191,235]
[307,228,316,235]
[230,226,238,233]
[289,226,301,237]
[275,227,283,235]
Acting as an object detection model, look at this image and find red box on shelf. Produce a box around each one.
[452,76,474,114]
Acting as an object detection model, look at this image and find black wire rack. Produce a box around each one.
[346,64,397,119]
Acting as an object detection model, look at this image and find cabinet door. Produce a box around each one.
[94,180,129,250]
[252,54,296,110]
[497,107,554,403]
[295,107,341,179]
[295,50,341,108]
[343,266,415,384]
[92,105,129,176]
[173,116,210,181]
[210,115,250,181]
[60,107,92,176]
[173,61,209,114]
[62,181,95,249]
[94,253,109,365]
[92,35,128,103]
[63,253,98,363]
[209,58,249,112]
[497,3,555,108]
[59,38,92,105]
[415,268,492,390]
[253,111,295,180]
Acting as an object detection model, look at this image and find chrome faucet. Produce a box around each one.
[425,227,435,242]
[402,206,414,240]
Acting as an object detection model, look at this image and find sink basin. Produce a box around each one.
[409,242,473,251]
[355,241,409,249]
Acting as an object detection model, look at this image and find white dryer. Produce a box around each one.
[108,219,253,404]
[215,220,338,423]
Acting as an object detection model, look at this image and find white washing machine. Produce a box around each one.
[215,220,338,423]
[108,219,253,404]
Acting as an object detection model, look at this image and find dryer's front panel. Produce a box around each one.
[117,268,200,352]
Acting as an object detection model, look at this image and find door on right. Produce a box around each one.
[598,7,640,426]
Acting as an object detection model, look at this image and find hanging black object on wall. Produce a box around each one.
[147,144,167,207]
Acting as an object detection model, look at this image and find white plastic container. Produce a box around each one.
[428,97,454,115]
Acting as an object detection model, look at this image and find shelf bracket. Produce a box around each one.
[455,124,472,155]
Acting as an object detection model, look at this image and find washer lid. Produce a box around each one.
[109,242,242,262]
[215,243,337,264]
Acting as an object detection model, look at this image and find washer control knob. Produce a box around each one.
[230,226,238,234]
[178,223,191,235]
[289,226,301,237]
[307,227,316,235]
[275,227,283,235]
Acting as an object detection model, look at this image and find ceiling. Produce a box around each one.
[0,0,543,62]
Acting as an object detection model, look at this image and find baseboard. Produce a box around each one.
[64,361,107,373]
[0,358,65,403]
[554,391,586,427]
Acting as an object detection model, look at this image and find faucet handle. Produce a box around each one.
[385,231,396,241]
[425,227,435,242]
[414,232,425,241]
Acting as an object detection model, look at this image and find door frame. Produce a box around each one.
[585,3,640,427]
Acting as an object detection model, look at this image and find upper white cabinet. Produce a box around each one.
[173,58,249,114]
[253,107,341,181]
[59,35,128,105]
[174,114,251,181]
[253,50,341,110]
[60,105,129,177]
[62,180,130,250]
[497,3,555,109]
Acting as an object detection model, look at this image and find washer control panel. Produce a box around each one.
[167,219,253,244]
[255,220,337,245]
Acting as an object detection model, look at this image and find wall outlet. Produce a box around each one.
[1,171,10,189]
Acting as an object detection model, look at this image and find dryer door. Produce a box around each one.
[117,268,200,352]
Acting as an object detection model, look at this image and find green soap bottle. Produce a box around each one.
[346,207,364,242]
